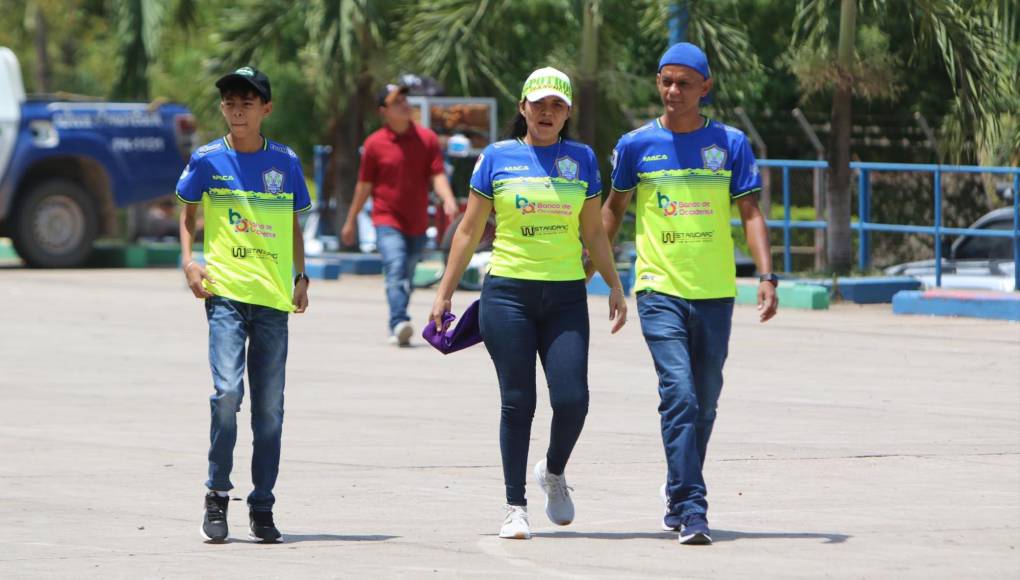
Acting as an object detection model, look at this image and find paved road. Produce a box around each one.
[1,269,1017,579]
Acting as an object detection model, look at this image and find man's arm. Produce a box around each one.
[179,204,214,298]
[341,181,373,247]
[292,213,308,313]
[736,194,778,323]
[432,172,459,221]
[584,188,634,280]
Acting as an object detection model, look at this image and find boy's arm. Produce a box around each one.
[179,204,214,298]
[292,213,308,313]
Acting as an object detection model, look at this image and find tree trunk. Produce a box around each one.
[28,2,51,92]
[332,71,374,248]
[577,0,599,146]
[826,0,856,274]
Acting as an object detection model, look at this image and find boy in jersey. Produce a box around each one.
[177,66,312,543]
[598,43,778,544]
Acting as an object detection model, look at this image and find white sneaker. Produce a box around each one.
[660,483,678,531]
[499,505,531,539]
[533,459,574,525]
[392,321,413,346]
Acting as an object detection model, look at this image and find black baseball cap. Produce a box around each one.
[216,66,271,102]
[376,83,409,107]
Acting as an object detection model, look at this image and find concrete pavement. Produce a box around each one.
[1,269,1017,579]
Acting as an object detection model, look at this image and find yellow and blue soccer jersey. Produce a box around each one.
[612,117,761,299]
[176,136,312,312]
[470,138,601,281]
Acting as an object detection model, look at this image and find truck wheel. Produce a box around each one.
[11,179,99,268]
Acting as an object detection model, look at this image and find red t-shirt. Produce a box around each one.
[357,122,444,236]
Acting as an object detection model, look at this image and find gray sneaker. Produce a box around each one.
[392,321,413,346]
[533,458,574,525]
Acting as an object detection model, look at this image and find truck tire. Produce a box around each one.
[11,179,99,268]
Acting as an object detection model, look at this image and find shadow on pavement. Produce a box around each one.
[529,531,676,540]
[712,529,850,544]
[239,534,400,544]
[530,529,850,544]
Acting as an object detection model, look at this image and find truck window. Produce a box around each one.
[953,220,1013,260]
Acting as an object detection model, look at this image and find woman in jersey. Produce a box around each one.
[429,67,627,539]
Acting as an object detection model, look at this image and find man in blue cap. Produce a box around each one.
[595,42,779,544]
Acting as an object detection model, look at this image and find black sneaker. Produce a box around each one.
[249,510,282,543]
[201,492,229,543]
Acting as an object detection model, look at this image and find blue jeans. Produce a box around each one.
[205,296,289,512]
[376,225,427,332]
[480,275,590,506]
[637,291,733,520]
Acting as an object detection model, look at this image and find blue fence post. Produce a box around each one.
[933,168,943,288]
[1013,172,1019,292]
[857,169,870,270]
[668,1,689,45]
[783,166,791,273]
[313,145,330,201]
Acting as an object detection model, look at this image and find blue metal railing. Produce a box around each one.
[731,160,1020,291]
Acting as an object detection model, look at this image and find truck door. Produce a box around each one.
[0,47,25,179]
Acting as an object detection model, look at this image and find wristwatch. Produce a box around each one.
[759,273,779,287]
[294,272,310,286]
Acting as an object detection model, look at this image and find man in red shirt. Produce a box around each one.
[342,83,458,346]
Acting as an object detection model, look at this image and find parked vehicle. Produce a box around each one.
[0,47,195,267]
[884,207,1017,291]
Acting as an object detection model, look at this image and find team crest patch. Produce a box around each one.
[263,168,284,193]
[701,145,727,172]
[556,156,579,180]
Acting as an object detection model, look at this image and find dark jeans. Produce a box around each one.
[637,291,733,519]
[479,275,590,506]
[376,225,427,332]
[204,296,289,512]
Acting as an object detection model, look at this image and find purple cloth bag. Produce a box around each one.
[421,300,483,355]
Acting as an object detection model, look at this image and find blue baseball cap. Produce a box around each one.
[658,43,710,78]
[657,43,712,105]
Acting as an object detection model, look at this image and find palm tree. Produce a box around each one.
[397,0,751,188]
[24,1,52,92]
[788,0,1013,273]
[220,0,398,231]
[641,0,765,111]
[110,0,198,100]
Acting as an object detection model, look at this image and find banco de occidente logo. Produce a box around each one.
[655,191,713,218]
[228,208,277,238]
[515,194,537,215]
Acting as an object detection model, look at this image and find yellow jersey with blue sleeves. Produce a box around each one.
[470,138,601,281]
[176,136,312,312]
[612,118,761,299]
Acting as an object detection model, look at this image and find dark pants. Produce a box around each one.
[204,296,289,512]
[479,275,590,506]
[637,291,733,518]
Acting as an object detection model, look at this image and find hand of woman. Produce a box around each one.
[430,295,453,332]
[608,288,627,334]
